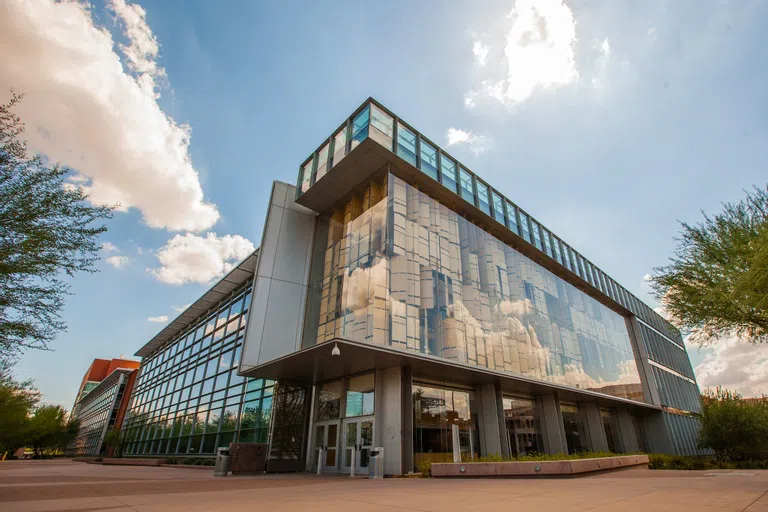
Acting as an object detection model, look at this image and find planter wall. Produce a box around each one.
[431,455,649,477]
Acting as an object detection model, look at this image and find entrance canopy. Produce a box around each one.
[239,338,659,414]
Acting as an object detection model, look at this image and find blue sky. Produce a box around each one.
[3,0,767,406]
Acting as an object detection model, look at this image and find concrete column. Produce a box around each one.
[616,409,639,453]
[538,394,567,454]
[478,383,504,457]
[495,382,511,459]
[582,402,609,452]
[401,367,413,474]
[374,367,404,475]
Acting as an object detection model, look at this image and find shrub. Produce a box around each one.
[699,388,768,464]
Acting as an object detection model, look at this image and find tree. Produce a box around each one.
[0,360,40,455]
[651,186,768,344]
[26,404,79,458]
[103,430,123,457]
[0,92,113,359]
[698,387,768,463]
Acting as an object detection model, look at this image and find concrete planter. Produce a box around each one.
[101,458,165,466]
[431,454,649,477]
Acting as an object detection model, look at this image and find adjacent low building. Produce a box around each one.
[68,358,139,456]
[121,98,705,473]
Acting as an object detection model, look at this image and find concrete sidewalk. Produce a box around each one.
[1,459,766,511]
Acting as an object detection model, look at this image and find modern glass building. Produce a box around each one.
[126,98,705,472]
[120,252,277,457]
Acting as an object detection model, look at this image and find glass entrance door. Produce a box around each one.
[342,417,373,472]
[313,422,339,472]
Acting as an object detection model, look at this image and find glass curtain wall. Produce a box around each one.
[601,409,620,453]
[306,174,644,403]
[413,384,478,469]
[122,283,275,456]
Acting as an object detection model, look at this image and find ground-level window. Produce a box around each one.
[413,383,479,471]
[503,396,544,456]
[561,403,587,454]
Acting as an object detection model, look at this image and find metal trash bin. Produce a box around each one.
[213,447,231,477]
[368,447,384,479]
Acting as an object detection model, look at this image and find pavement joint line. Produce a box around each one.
[742,488,768,512]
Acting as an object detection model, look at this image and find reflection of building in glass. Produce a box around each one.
[116,98,706,473]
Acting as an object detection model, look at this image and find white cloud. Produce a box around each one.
[446,127,487,156]
[692,336,768,398]
[464,0,578,107]
[600,38,611,56]
[147,315,168,323]
[149,233,255,285]
[101,241,118,252]
[172,303,191,313]
[106,255,130,268]
[0,0,219,231]
[472,40,489,66]
[643,273,652,282]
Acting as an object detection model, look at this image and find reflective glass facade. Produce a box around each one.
[121,282,275,456]
[305,174,644,402]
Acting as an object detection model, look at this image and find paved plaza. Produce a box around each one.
[0,459,766,511]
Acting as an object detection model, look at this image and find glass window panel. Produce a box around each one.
[314,379,342,421]
[396,123,417,166]
[491,191,505,224]
[419,140,438,180]
[299,158,313,193]
[369,105,394,149]
[345,372,375,417]
[314,142,330,181]
[519,211,531,243]
[476,181,491,215]
[542,229,553,257]
[440,154,457,192]
[531,220,543,250]
[552,238,563,264]
[459,168,474,203]
[331,126,348,167]
[506,202,519,235]
[351,105,370,149]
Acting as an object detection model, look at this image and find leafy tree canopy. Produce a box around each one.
[698,387,768,462]
[27,404,80,457]
[651,186,768,344]
[0,360,41,454]
[0,92,113,359]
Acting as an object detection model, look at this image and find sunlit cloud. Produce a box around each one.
[106,255,130,269]
[464,0,578,107]
[446,127,487,155]
[0,0,220,231]
[472,40,489,66]
[101,242,119,252]
[147,315,168,323]
[149,232,255,285]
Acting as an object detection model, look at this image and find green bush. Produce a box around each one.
[648,453,768,470]
[699,388,768,464]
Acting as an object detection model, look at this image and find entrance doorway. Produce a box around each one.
[342,417,373,472]
[314,421,340,472]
